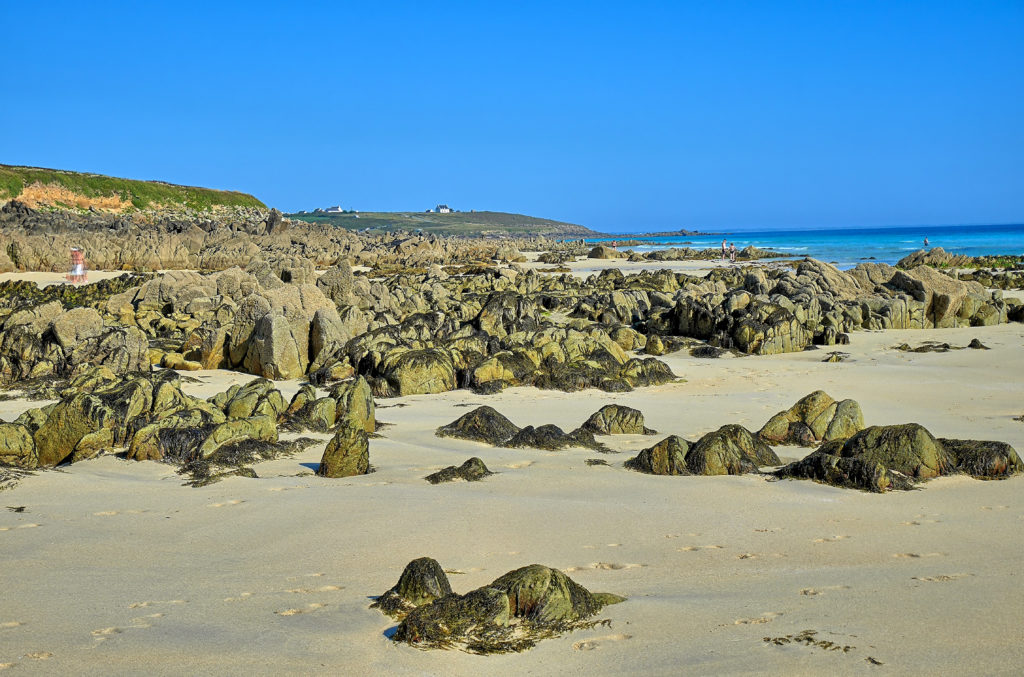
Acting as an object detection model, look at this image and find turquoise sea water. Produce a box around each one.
[588,223,1024,270]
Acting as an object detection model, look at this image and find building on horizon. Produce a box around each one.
[435,204,451,213]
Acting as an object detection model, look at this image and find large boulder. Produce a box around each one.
[435,406,521,445]
[371,557,453,618]
[775,447,913,492]
[391,563,625,652]
[758,391,864,445]
[939,438,1022,479]
[317,424,369,478]
[244,312,306,379]
[685,424,780,475]
[579,404,656,435]
[838,424,953,479]
[332,376,375,433]
[0,423,37,469]
[33,393,117,467]
[50,307,103,351]
[624,435,690,475]
[378,348,456,396]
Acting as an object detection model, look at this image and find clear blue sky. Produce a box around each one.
[4,1,1023,232]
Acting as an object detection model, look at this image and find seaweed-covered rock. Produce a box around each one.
[505,424,601,451]
[774,447,914,492]
[0,423,37,469]
[371,557,453,618]
[685,424,780,475]
[579,404,655,435]
[215,378,286,420]
[390,563,625,653]
[435,406,521,445]
[425,457,493,484]
[758,391,864,445]
[939,438,1022,478]
[332,375,375,433]
[378,348,456,396]
[317,423,369,477]
[839,424,953,479]
[624,435,690,475]
[33,393,117,467]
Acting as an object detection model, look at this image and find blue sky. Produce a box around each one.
[4,1,1023,232]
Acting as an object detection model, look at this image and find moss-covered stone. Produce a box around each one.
[939,438,1022,478]
[387,562,625,653]
[686,424,780,475]
[436,405,520,445]
[371,557,453,618]
[505,424,602,451]
[774,447,914,492]
[425,457,492,484]
[579,404,656,435]
[0,422,37,469]
[317,424,369,477]
[839,424,953,479]
[624,435,691,475]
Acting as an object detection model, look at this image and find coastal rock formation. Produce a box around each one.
[371,557,453,618]
[579,404,656,435]
[425,457,493,484]
[758,391,864,446]
[436,406,521,445]
[624,435,691,475]
[504,424,603,451]
[626,425,779,476]
[685,424,780,475]
[386,563,625,652]
[317,424,370,478]
[775,424,1022,491]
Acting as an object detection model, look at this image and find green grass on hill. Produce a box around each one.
[288,210,600,237]
[0,164,266,211]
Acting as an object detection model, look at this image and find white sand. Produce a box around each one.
[2,307,1023,674]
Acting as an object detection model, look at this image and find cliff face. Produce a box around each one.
[0,165,266,213]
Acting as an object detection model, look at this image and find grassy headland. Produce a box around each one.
[0,164,266,212]
[287,210,603,238]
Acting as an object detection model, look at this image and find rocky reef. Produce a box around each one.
[372,558,625,653]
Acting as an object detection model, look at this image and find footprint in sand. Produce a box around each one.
[733,612,783,625]
[286,585,344,594]
[0,663,15,670]
[207,500,245,508]
[894,552,944,559]
[23,652,52,660]
[912,574,972,582]
[287,573,326,581]
[224,592,254,602]
[0,524,40,531]
[678,545,724,552]
[1,622,24,630]
[93,510,147,516]
[981,505,1008,511]
[504,461,534,469]
[564,563,644,572]
[91,627,123,639]
[572,633,633,651]
[800,585,851,596]
[128,600,186,609]
[275,603,327,616]
[812,535,847,543]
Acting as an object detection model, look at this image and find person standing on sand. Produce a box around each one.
[729,242,737,263]
[68,247,86,284]
[721,239,728,260]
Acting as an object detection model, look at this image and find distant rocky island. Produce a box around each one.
[287,208,603,238]
[612,228,722,238]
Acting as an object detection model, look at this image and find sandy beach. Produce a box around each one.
[2,311,1022,675]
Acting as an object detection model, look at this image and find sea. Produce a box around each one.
[588,223,1024,270]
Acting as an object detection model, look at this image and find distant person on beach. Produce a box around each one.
[729,242,736,263]
[721,239,728,260]
[924,237,929,247]
[68,247,86,284]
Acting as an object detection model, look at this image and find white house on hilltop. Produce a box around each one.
[325,206,344,213]
[435,204,451,213]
